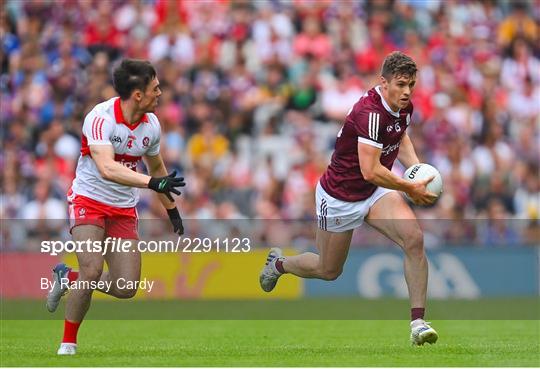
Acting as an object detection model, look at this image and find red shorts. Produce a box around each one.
[68,191,139,240]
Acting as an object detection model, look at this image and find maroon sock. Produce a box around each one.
[411,307,425,321]
[67,270,79,283]
[62,319,81,344]
[274,257,286,274]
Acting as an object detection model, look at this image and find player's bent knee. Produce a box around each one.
[112,279,139,298]
[319,268,343,281]
[402,228,424,256]
[115,287,138,299]
[79,266,103,283]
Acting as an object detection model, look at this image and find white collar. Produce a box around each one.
[375,85,400,118]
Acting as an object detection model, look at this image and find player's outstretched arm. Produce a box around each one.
[397,133,421,169]
[358,142,436,206]
[144,154,185,235]
[90,144,152,188]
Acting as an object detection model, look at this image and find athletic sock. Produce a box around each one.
[67,270,79,283]
[62,320,81,344]
[274,257,286,274]
[411,307,425,321]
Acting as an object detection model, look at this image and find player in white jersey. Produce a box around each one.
[46,60,186,355]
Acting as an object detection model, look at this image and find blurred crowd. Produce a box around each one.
[1,0,539,249]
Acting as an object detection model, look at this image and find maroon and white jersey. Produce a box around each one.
[320,86,413,202]
[70,97,161,207]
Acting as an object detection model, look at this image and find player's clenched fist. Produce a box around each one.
[148,170,186,202]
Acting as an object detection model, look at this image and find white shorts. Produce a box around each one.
[316,182,394,232]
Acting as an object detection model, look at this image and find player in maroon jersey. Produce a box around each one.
[260,51,439,346]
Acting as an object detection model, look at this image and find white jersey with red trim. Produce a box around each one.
[70,97,161,208]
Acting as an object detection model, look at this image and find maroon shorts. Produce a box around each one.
[67,191,138,240]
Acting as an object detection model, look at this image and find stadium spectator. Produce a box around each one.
[187,119,230,165]
[497,1,538,47]
[1,0,538,248]
[20,179,66,239]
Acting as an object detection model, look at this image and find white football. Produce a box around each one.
[403,163,443,199]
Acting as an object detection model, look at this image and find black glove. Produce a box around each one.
[148,171,185,202]
[167,207,184,235]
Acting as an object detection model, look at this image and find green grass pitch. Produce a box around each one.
[1,300,538,366]
[1,320,539,366]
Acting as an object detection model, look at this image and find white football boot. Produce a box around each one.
[259,247,283,292]
[410,319,439,346]
[57,343,77,355]
[46,263,72,312]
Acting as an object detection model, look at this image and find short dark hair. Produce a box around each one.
[381,51,417,81]
[113,59,157,100]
